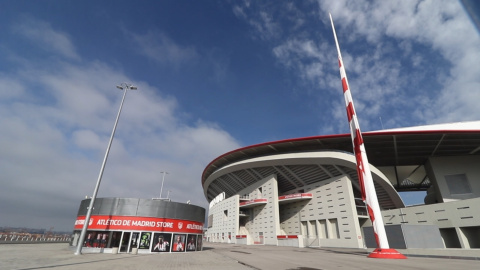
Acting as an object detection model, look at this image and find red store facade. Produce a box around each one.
[71,198,205,253]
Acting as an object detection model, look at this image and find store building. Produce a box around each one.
[71,198,205,253]
[203,121,480,254]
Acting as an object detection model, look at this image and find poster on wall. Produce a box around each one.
[131,232,139,249]
[83,232,96,247]
[83,231,107,248]
[139,232,151,249]
[151,233,171,252]
[99,233,108,248]
[172,234,186,252]
[186,234,197,251]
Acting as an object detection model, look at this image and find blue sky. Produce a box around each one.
[1,0,479,231]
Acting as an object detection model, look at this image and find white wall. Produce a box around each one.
[380,197,480,249]
[279,175,364,248]
[207,174,281,245]
[207,195,239,243]
[240,174,280,245]
[426,155,480,203]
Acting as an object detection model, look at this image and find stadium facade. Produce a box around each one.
[71,198,205,253]
[203,122,480,253]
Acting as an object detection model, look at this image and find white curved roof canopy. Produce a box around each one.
[202,121,480,200]
[204,151,405,210]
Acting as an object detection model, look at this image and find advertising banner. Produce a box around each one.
[74,215,203,234]
[151,233,172,252]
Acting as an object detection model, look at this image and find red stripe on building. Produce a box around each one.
[239,198,268,206]
[277,235,298,239]
[73,215,203,234]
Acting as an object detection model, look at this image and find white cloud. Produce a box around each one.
[129,31,198,67]
[0,20,240,231]
[273,38,332,91]
[233,2,281,41]
[320,0,480,126]
[0,77,26,99]
[12,17,80,60]
[72,129,104,150]
[238,0,480,131]
[233,5,247,20]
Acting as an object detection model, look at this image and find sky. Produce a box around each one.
[1,0,479,232]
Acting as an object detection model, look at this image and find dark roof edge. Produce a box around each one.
[201,128,480,186]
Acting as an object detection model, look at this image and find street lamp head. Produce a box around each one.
[116,83,138,90]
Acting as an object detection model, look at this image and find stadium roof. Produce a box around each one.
[202,121,480,200]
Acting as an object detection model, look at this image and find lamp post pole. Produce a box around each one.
[159,171,169,199]
[74,83,137,255]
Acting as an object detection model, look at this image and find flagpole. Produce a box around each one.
[329,13,406,259]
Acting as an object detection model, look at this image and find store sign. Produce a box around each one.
[73,215,203,234]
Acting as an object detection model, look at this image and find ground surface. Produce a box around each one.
[0,242,478,270]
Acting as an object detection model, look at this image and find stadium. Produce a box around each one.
[203,121,480,254]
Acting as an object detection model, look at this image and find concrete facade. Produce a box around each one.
[380,197,480,249]
[205,151,395,249]
[202,122,480,256]
[208,194,239,243]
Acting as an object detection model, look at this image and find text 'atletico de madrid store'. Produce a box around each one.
[70,198,206,254]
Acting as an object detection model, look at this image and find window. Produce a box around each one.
[223,210,228,223]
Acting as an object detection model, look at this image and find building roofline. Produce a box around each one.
[202,121,480,187]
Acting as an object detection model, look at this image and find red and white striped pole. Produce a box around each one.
[329,13,406,259]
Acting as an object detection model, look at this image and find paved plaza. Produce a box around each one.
[0,243,478,270]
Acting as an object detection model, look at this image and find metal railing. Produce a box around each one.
[239,195,250,200]
[0,235,71,243]
[355,198,368,216]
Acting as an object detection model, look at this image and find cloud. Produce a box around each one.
[72,130,104,150]
[273,38,331,90]
[11,17,80,60]
[236,0,480,131]
[233,1,282,41]
[0,19,240,231]
[319,0,480,125]
[129,30,198,67]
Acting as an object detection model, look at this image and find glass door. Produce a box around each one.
[119,232,130,253]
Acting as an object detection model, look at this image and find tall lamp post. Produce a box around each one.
[159,171,169,199]
[74,83,137,255]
